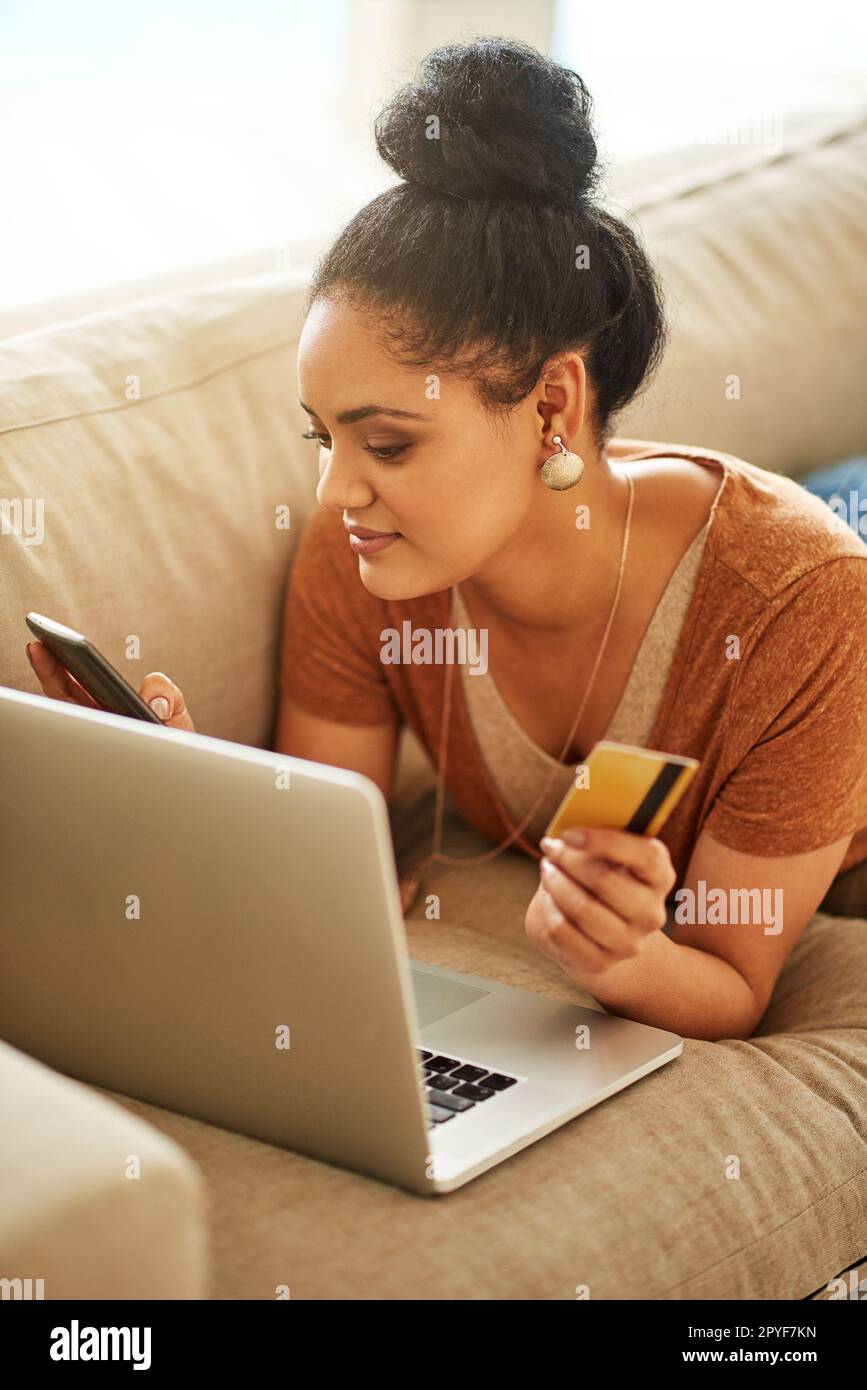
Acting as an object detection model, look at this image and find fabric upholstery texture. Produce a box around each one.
[0,1038,207,1299]
[0,272,319,750]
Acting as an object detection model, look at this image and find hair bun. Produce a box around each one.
[375,37,600,207]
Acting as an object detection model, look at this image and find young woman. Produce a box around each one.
[26,38,867,1041]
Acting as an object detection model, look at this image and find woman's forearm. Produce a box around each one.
[573,930,760,1042]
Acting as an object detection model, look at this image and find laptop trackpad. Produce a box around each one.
[411,967,489,1028]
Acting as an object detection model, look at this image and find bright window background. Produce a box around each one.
[1,0,864,328]
[1,0,355,310]
[553,0,866,165]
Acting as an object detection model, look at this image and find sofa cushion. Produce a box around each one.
[616,106,867,477]
[0,272,319,748]
[0,1037,206,1299]
[92,795,867,1300]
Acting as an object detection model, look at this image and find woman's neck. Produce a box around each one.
[457,451,635,641]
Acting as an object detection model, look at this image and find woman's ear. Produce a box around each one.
[536,351,588,447]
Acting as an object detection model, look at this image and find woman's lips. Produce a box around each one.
[348,531,402,556]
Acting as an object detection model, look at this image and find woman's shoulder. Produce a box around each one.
[715,448,867,601]
[613,436,867,600]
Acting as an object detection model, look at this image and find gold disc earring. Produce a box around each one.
[540,435,585,491]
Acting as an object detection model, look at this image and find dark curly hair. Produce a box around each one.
[304,35,668,451]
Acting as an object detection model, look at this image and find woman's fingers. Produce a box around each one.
[542,842,644,923]
[26,640,99,708]
[558,826,676,892]
[25,643,196,733]
[539,859,643,958]
[540,831,671,933]
[525,827,677,979]
[524,882,617,977]
[138,672,196,732]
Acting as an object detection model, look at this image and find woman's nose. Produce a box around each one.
[315,450,375,513]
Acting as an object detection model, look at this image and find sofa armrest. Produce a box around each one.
[0,1039,207,1299]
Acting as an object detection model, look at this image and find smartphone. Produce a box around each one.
[544,739,700,840]
[25,612,164,723]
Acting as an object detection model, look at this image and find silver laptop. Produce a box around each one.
[0,685,682,1196]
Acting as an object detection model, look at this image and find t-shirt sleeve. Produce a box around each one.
[703,557,867,857]
[278,506,398,727]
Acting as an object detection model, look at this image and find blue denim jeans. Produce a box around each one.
[797,457,867,916]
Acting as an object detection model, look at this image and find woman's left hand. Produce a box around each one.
[525,827,677,979]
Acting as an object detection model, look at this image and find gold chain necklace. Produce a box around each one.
[399,470,635,912]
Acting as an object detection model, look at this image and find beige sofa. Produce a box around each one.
[1,104,866,1300]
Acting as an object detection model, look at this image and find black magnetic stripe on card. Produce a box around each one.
[625,762,684,834]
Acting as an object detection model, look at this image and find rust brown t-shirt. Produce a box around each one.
[278,439,867,884]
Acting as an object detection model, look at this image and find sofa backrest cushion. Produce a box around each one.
[616,106,867,471]
[1,273,318,746]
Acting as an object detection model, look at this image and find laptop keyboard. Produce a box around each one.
[417,1048,525,1127]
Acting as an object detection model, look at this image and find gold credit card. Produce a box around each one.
[544,740,700,841]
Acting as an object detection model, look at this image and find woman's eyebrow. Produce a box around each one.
[298,399,433,425]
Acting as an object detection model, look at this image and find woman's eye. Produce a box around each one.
[365,443,409,461]
[301,430,331,449]
[300,431,408,463]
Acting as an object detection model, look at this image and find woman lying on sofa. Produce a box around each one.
[26,38,867,1043]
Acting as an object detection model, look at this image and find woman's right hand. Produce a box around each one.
[25,640,197,733]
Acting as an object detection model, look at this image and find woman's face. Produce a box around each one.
[297,295,542,601]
